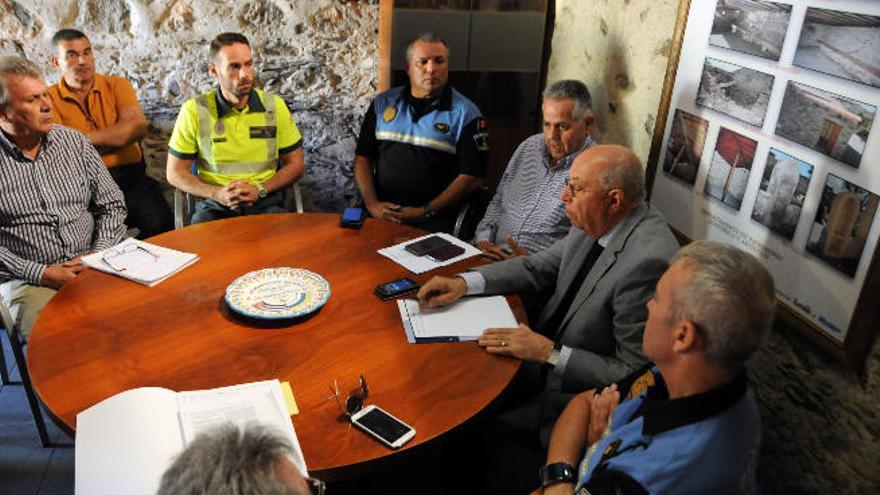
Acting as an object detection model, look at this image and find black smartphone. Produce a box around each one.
[426,243,465,262]
[375,277,420,300]
[404,235,450,256]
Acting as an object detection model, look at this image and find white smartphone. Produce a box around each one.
[349,404,416,449]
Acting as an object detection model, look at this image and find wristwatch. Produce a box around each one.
[538,462,577,488]
[546,342,563,368]
[256,183,268,199]
[422,206,436,219]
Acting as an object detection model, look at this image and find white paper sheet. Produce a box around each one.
[76,388,183,495]
[397,296,517,341]
[377,233,481,274]
[81,238,199,286]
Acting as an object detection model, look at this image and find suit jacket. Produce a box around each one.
[474,203,679,415]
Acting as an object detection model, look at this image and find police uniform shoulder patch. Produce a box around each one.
[434,123,450,133]
[383,106,397,122]
[628,370,655,400]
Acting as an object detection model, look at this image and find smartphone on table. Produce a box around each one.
[426,243,465,262]
[404,235,450,256]
[349,404,416,449]
[375,277,420,300]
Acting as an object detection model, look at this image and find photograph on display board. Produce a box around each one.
[793,8,880,89]
[695,58,774,127]
[751,148,813,241]
[662,109,709,185]
[806,174,879,278]
[709,0,792,61]
[775,81,876,168]
[703,127,757,210]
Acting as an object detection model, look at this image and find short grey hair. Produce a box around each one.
[157,424,309,495]
[598,146,646,203]
[543,79,593,121]
[405,32,449,62]
[0,56,42,107]
[669,241,776,371]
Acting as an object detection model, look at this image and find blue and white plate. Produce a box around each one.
[225,268,331,320]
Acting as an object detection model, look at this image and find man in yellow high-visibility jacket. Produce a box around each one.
[167,32,305,224]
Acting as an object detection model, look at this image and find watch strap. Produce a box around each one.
[539,462,577,487]
[256,183,267,199]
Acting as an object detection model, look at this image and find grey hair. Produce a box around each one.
[598,146,646,203]
[157,424,309,495]
[543,79,593,121]
[405,32,449,62]
[669,240,776,371]
[0,56,42,107]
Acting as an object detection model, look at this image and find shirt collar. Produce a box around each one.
[0,127,52,159]
[546,135,594,171]
[214,87,266,118]
[57,74,102,101]
[635,370,749,435]
[402,83,453,115]
[597,212,623,248]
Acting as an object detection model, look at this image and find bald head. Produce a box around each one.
[563,145,645,238]
[574,145,646,205]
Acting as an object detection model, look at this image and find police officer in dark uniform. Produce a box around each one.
[353,32,488,234]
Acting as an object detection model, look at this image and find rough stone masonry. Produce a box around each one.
[0,0,380,212]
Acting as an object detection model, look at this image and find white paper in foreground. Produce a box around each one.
[81,238,199,286]
[377,233,481,274]
[397,296,517,341]
[75,379,305,495]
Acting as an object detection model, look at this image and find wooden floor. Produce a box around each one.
[0,338,74,495]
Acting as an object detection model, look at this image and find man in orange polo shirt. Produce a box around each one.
[48,29,173,239]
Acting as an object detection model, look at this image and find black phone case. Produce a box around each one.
[404,236,449,256]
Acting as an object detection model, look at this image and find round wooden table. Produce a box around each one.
[26,213,522,479]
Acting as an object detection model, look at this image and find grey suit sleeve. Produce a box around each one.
[473,230,571,295]
[560,255,666,388]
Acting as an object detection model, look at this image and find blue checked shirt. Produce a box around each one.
[474,133,593,253]
[0,126,126,284]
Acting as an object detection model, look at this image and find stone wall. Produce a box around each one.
[545,0,679,164]
[547,1,880,493]
[1,0,379,212]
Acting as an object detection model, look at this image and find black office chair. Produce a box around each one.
[0,297,51,447]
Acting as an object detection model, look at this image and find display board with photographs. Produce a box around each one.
[647,0,880,367]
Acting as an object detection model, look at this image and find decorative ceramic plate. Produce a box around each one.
[225,268,331,320]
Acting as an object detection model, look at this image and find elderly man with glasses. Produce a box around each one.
[419,145,679,476]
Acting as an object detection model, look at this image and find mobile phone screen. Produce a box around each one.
[342,208,363,222]
[356,407,412,444]
[381,278,417,294]
[404,236,450,256]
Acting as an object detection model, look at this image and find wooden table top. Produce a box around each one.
[26,213,522,479]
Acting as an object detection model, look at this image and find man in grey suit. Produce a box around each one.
[419,145,679,446]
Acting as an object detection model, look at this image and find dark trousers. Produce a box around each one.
[109,162,174,239]
[191,190,287,224]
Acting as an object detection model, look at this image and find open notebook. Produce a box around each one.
[75,379,305,495]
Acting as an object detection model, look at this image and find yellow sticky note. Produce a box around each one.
[280,381,299,416]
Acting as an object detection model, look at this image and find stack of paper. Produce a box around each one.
[397,296,518,343]
[82,238,199,286]
[377,233,481,274]
[75,379,306,495]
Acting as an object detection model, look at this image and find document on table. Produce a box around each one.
[378,232,481,274]
[397,296,518,343]
[75,379,306,495]
[81,237,199,286]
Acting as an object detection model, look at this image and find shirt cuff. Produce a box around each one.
[457,271,486,295]
[23,261,46,286]
[554,345,573,375]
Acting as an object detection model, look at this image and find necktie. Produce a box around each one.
[542,241,605,336]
